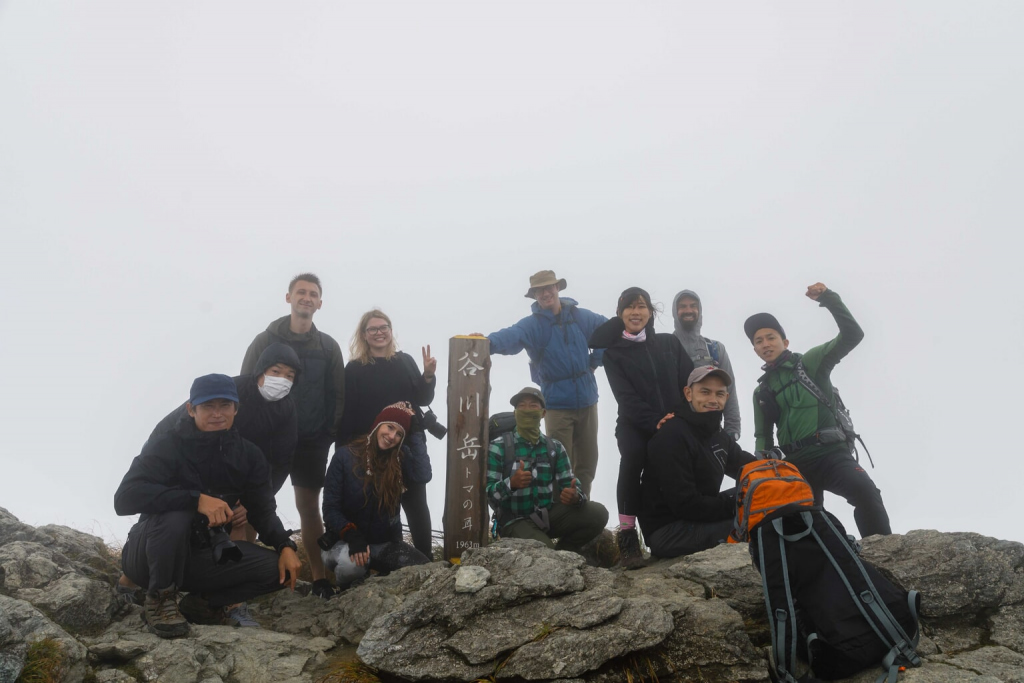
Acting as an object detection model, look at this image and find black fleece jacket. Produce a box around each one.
[150,344,299,489]
[115,419,292,551]
[589,317,695,435]
[639,406,756,537]
[336,352,435,445]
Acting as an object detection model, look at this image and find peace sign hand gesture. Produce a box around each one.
[422,345,437,381]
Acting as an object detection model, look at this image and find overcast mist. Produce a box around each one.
[1,1,1022,547]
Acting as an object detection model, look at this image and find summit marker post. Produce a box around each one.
[443,335,491,563]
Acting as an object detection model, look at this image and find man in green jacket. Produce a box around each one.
[745,283,891,538]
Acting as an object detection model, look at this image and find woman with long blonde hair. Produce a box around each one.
[321,403,430,590]
[336,309,437,557]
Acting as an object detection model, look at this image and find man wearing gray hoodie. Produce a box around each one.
[672,290,741,440]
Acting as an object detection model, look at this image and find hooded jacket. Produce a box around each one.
[322,444,413,544]
[151,344,300,492]
[639,406,755,538]
[588,317,695,435]
[115,419,292,551]
[241,316,345,438]
[487,298,607,411]
[672,290,741,439]
[753,289,864,464]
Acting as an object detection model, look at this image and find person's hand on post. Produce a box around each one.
[805,283,827,301]
[422,345,437,381]
[278,547,301,590]
[560,478,580,505]
[351,549,370,567]
[657,413,675,430]
[230,504,248,527]
[510,460,533,490]
[197,494,232,526]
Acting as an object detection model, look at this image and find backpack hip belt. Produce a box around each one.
[780,427,848,456]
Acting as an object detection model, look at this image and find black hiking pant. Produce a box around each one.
[615,422,653,517]
[401,482,433,558]
[795,451,892,538]
[400,430,434,558]
[122,510,284,607]
[647,517,734,559]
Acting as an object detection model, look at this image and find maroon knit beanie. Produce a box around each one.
[369,401,414,440]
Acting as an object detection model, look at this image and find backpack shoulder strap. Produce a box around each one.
[502,432,517,476]
[794,358,834,409]
[756,523,801,683]
[806,512,920,679]
[706,339,720,365]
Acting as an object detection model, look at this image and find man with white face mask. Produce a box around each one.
[149,343,302,540]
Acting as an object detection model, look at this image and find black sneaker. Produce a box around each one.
[311,578,338,599]
[616,527,648,570]
[178,593,225,625]
[142,586,190,638]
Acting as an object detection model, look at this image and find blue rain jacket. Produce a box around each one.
[487,298,606,410]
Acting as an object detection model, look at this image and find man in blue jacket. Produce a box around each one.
[482,271,607,495]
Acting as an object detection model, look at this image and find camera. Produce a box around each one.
[207,525,242,564]
[192,498,243,564]
[420,408,447,440]
[317,530,339,552]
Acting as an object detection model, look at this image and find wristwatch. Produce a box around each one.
[275,538,298,554]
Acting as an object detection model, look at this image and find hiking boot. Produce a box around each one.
[178,593,225,625]
[142,586,190,638]
[616,527,647,570]
[224,602,259,628]
[311,578,338,599]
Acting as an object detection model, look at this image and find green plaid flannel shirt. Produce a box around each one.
[485,430,586,528]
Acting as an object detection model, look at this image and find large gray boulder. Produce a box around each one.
[859,531,1024,619]
[0,594,89,683]
[0,507,120,633]
[84,613,337,683]
[357,539,761,682]
[264,560,450,644]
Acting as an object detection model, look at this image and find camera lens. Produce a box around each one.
[209,526,242,564]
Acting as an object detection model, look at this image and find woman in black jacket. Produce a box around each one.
[321,403,430,590]
[336,309,437,557]
[589,287,694,567]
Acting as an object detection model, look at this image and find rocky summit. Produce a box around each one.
[1,506,1022,683]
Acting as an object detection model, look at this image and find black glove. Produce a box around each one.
[343,527,368,555]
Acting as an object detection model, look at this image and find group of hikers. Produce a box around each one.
[113,269,892,642]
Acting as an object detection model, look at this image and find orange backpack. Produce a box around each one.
[728,458,815,543]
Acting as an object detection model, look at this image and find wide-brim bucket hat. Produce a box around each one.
[525,270,568,298]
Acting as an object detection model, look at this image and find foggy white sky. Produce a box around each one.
[1,2,1022,546]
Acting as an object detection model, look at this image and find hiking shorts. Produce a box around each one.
[290,432,333,490]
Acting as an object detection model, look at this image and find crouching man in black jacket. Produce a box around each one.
[115,374,302,638]
[639,366,756,559]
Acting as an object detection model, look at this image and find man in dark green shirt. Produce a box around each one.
[485,387,608,554]
[745,283,891,538]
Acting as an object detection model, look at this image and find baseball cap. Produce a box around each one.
[687,365,733,388]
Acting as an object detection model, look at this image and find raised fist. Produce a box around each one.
[805,283,828,301]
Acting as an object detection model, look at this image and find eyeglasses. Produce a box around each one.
[366,325,391,335]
